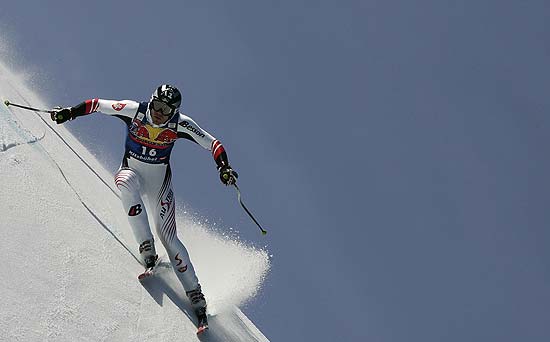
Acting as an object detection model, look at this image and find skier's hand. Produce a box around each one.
[50,106,73,124]
[219,165,238,185]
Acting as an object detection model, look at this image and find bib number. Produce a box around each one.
[141,146,157,157]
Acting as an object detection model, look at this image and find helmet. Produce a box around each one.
[148,84,182,125]
[150,84,182,109]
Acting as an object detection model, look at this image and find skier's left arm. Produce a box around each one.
[177,114,238,185]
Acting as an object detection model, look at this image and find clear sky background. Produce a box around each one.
[2,1,550,341]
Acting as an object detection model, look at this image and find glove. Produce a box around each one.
[50,106,73,124]
[219,165,238,185]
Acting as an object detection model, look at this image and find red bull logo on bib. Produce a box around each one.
[129,120,178,148]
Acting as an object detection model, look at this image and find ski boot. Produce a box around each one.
[186,285,208,334]
[138,239,158,280]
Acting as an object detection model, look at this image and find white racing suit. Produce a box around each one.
[74,98,229,305]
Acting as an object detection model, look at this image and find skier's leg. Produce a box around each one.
[148,166,206,309]
[114,167,157,267]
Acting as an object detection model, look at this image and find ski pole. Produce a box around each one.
[3,99,55,114]
[233,183,268,235]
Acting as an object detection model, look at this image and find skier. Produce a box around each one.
[50,84,238,333]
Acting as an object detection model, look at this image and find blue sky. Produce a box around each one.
[2,1,550,341]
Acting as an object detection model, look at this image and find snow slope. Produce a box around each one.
[0,61,270,342]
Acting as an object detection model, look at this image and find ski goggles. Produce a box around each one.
[151,99,176,116]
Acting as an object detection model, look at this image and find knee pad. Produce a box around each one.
[114,168,142,193]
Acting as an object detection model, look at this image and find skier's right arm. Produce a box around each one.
[51,99,139,124]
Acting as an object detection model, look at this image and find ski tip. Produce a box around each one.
[137,270,154,281]
[196,325,209,335]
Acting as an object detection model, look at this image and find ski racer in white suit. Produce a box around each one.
[50,85,238,328]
